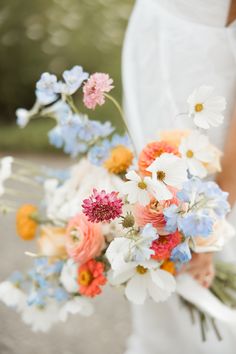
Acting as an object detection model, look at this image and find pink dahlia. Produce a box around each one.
[82,189,123,223]
[151,231,182,261]
[83,73,114,109]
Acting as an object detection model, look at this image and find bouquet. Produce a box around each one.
[0,65,236,335]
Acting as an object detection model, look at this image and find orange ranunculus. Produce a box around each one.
[16,204,38,240]
[78,259,107,297]
[104,145,133,174]
[38,226,67,258]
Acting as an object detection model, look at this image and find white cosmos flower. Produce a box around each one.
[60,259,79,293]
[187,86,226,129]
[179,131,214,178]
[59,297,94,322]
[109,260,176,304]
[123,170,154,206]
[146,153,187,201]
[106,224,158,269]
[0,281,26,311]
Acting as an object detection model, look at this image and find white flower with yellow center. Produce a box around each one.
[122,170,154,206]
[146,153,188,201]
[179,131,215,178]
[187,86,226,129]
[109,260,176,304]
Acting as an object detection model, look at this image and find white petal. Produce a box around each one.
[151,269,176,293]
[110,264,135,285]
[125,274,148,304]
[147,276,172,302]
[149,179,172,201]
[126,170,140,182]
[193,113,210,129]
[187,158,207,178]
[138,190,150,206]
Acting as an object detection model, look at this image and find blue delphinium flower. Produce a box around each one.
[48,126,64,148]
[88,140,111,165]
[163,204,179,233]
[110,133,131,148]
[202,181,230,217]
[178,211,213,237]
[54,66,89,96]
[54,287,69,302]
[171,241,192,264]
[36,72,58,104]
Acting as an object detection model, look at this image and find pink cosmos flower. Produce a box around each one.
[82,189,123,223]
[66,213,104,264]
[83,73,114,109]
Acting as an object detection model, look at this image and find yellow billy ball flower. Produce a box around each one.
[16,204,38,240]
[104,145,133,174]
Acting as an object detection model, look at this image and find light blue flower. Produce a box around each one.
[163,204,179,233]
[88,140,110,165]
[54,287,69,302]
[16,108,31,128]
[54,66,89,95]
[110,133,131,148]
[202,181,230,217]
[178,212,213,237]
[48,126,64,148]
[36,72,58,104]
[171,241,192,264]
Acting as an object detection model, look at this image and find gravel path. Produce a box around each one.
[0,155,131,354]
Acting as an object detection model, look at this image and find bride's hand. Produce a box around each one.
[183,253,215,288]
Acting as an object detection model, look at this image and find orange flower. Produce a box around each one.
[16,204,38,240]
[138,141,179,176]
[78,259,107,297]
[104,145,133,174]
[38,226,67,258]
[161,260,176,275]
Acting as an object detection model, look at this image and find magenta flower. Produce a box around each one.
[83,73,114,109]
[82,189,123,223]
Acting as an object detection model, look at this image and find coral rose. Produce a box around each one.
[66,213,104,264]
[135,192,179,235]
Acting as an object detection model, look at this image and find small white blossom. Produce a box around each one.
[187,86,226,129]
[59,297,94,322]
[123,170,154,206]
[179,131,215,178]
[0,281,26,311]
[60,259,79,293]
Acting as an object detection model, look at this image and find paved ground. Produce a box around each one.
[0,154,131,354]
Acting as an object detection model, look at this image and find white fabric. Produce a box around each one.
[122,0,236,353]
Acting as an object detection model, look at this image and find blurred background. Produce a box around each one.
[0,1,134,353]
[0,0,134,153]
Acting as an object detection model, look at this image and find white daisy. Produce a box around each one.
[179,131,214,178]
[106,224,158,268]
[123,170,155,206]
[187,86,226,129]
[146,153,187,200]
[60,259,79,293]
[59,297,93,322]
[109,260,176,304]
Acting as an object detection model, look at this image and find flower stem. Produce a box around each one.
[105,93,137,157]
[66,96,80,115]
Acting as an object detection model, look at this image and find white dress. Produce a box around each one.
[122,0,236,353]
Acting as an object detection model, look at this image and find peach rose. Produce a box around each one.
[38,226,67,258]
[191,219,235,253]
[66,213,104,264]
[159,130,190,148]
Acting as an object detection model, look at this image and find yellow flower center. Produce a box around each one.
[136,265,148,275]
[194,103,204,112]
[78,270,93,286]
[186,150,194,158]
[138,181,147,190]
[104,145,133,174]
[156,171,166,181]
